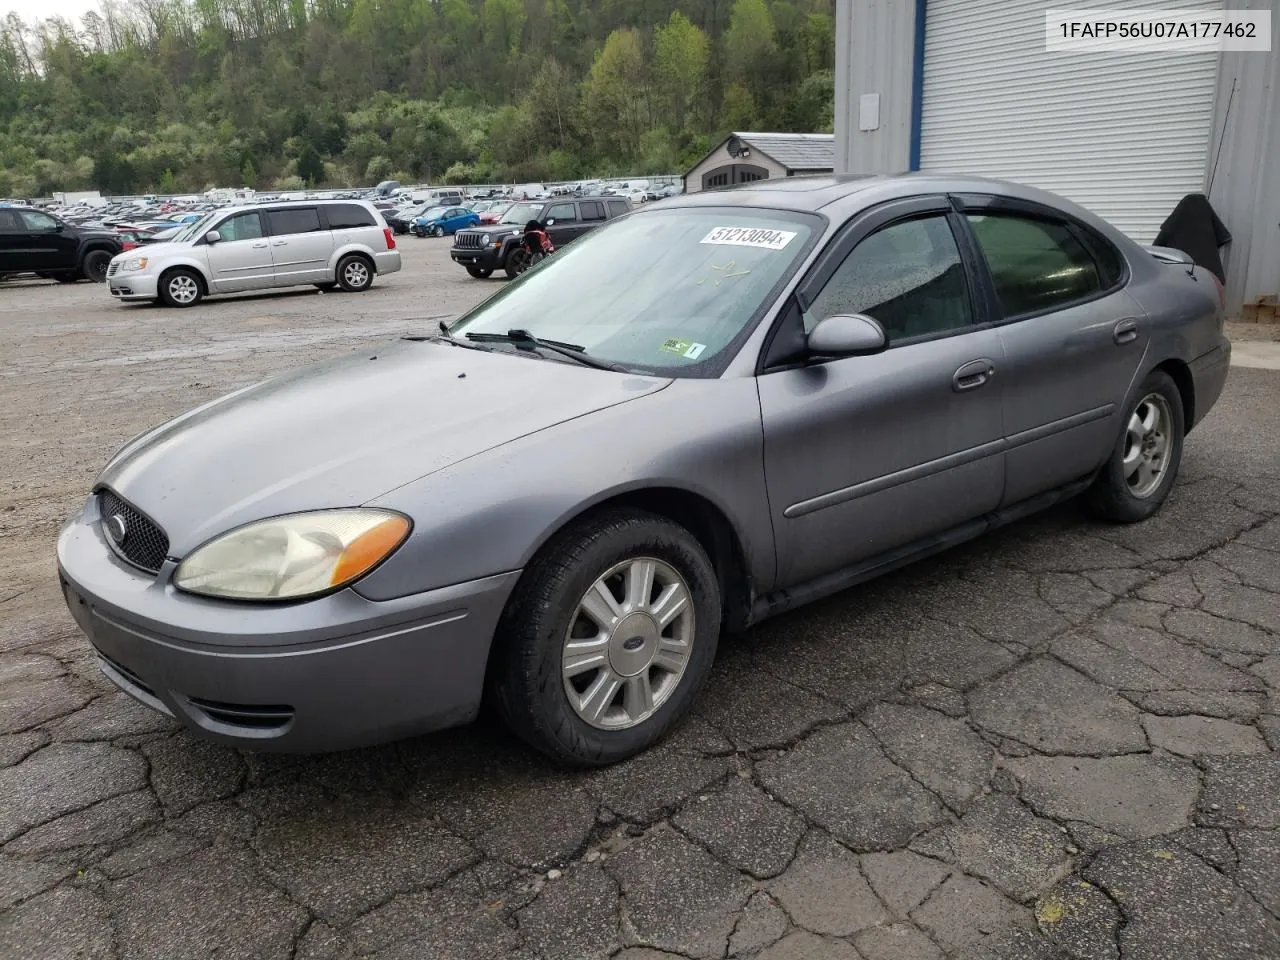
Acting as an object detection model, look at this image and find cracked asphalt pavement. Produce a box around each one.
[2,247,1279,960]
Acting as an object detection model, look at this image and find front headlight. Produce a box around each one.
[118,256,149,272]
[173,509,411,601]
[481,233,491,245]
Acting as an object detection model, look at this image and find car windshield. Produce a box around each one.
[498,202,541,225]
[448,208,817,375]
[421,206,445,220]
[170,211,218,243]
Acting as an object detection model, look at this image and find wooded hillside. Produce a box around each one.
[0,0,836,195]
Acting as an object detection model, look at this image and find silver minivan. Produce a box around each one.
[106,200,402,307]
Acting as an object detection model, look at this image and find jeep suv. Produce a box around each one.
[450,196,632,279]
[105,200,401,308]
[0,207,122,283]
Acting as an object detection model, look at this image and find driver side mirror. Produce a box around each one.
[545,219,556,226]
[204,230,222,244]
[807,313,887,358]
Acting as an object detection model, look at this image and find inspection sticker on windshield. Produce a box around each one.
[660,338,707,360]
[700,226,797,250]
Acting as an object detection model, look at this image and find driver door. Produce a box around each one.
[542,202,580,247]
[757,196,1007,588]
[16,210,77,272]
[203,211,274,292]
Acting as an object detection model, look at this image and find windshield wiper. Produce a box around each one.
[464,329,627,372]
[403,320,494,352]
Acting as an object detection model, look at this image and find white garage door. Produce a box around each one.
[919,0,1222,242]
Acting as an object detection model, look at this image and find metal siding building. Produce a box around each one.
[833,0,1279,316]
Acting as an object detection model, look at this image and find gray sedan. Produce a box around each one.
[57,174,1230,765]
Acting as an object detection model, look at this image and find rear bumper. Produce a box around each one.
[1189,338,1230,430]
[374,250,402,275]
[57,500,518,752]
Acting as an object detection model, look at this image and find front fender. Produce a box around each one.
[357,377,775,601]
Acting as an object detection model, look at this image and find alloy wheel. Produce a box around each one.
[343,261,370,288]
[1123,393,1173,498]
[167,274,199,305]
[561,557,695,730]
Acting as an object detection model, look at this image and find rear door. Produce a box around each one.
[203,211,274,291]
[954,195,1147,505]
[0,209,27,271]
[578,200,607,235]
[264,207,334,284]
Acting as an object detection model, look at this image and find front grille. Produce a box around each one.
[188,697,295,731]
[454,232,483,249]
[98,489,169,573]
[107,262,120,277]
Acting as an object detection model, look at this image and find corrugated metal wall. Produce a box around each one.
[834,0,915,174]
[1207,0,1280,315]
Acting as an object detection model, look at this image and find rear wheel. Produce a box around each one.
[81,250,111,283]
[1085,369,1184,522]
[158,269,203,308]
[490,509,720,766]
[465,266,493,279]
[504,248,532,279]
[336,255,373,292]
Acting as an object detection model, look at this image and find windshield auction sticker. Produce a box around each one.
[700,227,797,250]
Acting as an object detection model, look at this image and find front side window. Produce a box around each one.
[966,214,1103,317]
[266,208,322,236]
[546,203,577,223]
[215,212,264,242]
[808,215,972,341]
[18,210,59,231]
[448,209,817,375]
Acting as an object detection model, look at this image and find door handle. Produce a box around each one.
[1113,318,1140,344]
[251,242,268,248]
[271,240,288,246]
[953,358,996,393]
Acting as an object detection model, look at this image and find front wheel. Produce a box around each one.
[489,509,721,766]
[465,266,493,279]
[1085,369,1184,522]
[158,269,203,308]
[335,255,373,292]
[432,225,444,238]
[504,248,532,279]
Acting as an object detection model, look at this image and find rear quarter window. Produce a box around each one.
[326,204,377,229]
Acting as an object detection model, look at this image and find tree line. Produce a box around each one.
[0,0,836,196]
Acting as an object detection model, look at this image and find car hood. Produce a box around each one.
[98,338,671,555]
[114,240,189,260]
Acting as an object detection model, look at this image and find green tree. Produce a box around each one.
[240,157,257,187]
[296,142,324,185]
[653,12,709,133]
[158,167,176,193]
[580,28,650,159]
[722,0,777,105]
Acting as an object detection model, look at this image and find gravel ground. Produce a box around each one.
[1,243,1278,960]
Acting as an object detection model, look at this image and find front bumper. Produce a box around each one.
[374,250,402,275]
[107,272,159,300]
[449,243,501,271]
[57,501,518,752]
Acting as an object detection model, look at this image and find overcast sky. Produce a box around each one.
[4,0,101,25]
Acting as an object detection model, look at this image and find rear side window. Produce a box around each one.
[266,208,323,236]
[966,214,1103,317]
[580,201,605,221]
[607,200,629,218]
[326,204,376,229]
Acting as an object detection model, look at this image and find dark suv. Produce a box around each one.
[450,196,632,279]
[0,207,122,283]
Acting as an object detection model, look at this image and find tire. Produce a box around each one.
[432,225,444,238]
[1085,369,1184,523]
[504,247,531,279]
[81,249,112,283]
[336,255,374,292]
[54,273,79,284]
[489,509,721,766]
[466,266,493,279]
[158,268,203,307]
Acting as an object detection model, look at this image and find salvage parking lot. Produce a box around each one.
[2,245,1278,959]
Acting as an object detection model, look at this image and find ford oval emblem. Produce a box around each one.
[107,514,128,546]
[622,636,645,652]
